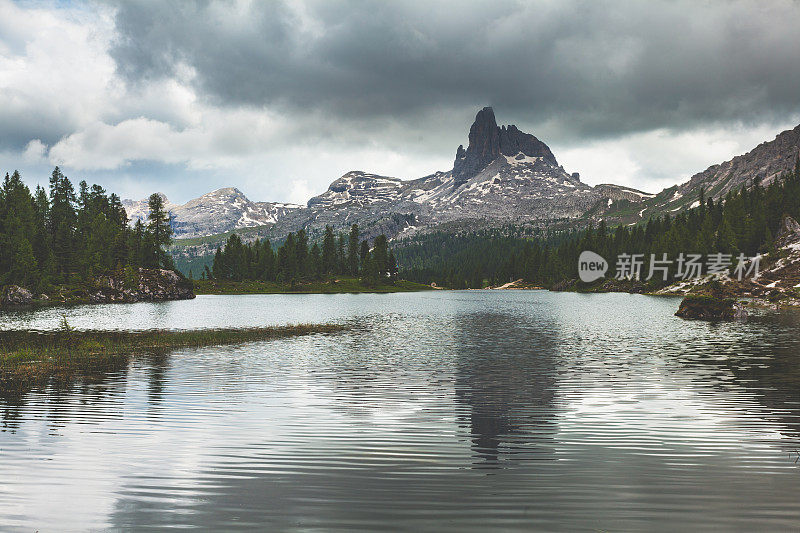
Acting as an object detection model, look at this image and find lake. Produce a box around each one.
[1,291,800,531]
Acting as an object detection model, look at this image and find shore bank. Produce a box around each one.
[192,277,432,295]
[0,323,348,384]
[1,268,195,308]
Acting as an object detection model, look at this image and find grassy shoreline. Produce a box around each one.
[0,323,348,383]
[192,277,432,295]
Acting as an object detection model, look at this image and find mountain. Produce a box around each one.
[137,108,655,243]
[123,188,302,239]
[606,123,800,224]
[150,108,800,252]
[265,107,646,242]
[452,107,558,185]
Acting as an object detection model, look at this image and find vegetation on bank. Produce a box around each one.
[0,322,348,383]
[192,277,431,294]
[398,158,800,290]
[1,167,175,296]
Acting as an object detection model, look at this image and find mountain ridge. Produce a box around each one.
[127,108,800,247]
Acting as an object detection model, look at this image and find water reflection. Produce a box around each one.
[683,311,800,442]
[1,292,800,530]
[453,313,558,466]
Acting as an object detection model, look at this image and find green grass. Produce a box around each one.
[0,323,348,383]
[192,277,432,295]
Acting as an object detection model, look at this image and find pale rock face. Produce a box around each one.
[1,285,33,306]
[775,215,800,249]
[123,188,302,239]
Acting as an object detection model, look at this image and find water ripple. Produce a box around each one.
[1,291,800,531]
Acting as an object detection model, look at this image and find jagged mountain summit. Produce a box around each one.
[268,107,642,241]
[130,109,800,245]
[453,106,558,185]
[123,188,302,239]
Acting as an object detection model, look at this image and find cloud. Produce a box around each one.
[108,0,800,139]
[288,180,312,206]
[22,139,47,164]
[3,0,800,204]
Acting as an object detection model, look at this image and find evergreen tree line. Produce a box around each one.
[207,224,398,283]
[0,167,174,292]
[399,158,800,289]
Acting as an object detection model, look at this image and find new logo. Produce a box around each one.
[578,251,608,283]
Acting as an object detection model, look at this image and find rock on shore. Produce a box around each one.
[1,268,195,307]
[89,268,195,303]
[1,285,34,306]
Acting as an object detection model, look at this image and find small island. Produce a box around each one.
[0,322,348,384]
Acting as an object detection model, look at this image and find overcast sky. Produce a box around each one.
[2,0,800,205]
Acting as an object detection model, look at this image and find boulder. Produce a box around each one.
[676,295,746,320]
[1,285,33,306]
[91,268,195,303]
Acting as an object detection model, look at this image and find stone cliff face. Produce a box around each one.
[453,107,557,186]
[608,123,800,225]
[681,124,800,198]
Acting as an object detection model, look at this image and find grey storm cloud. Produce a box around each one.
[108,0,800,142]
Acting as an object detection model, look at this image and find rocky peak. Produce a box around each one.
[192,187,247,203]
[453,106,558,185]
[453,107,501,183]
[308,171,403,208]
[498,124,558,166]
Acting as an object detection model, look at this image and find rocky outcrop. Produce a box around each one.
[1,285,33,306]
[676,295,747,320]
[615,125,800,224]
[453,107,557,186]
[89,268,195,303]
[1,269,195,307]
[593,184,655,204]
[775,214,800,248]
[264,107,597,244]
[683,125,800,199]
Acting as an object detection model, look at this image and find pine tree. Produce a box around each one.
[145,193,173,269]
[295,229,309,277]
[309,242,322,279]
[322,225,336,274]
[372,234,389,276]
[359,240,369,273]
[347,224,360,275]
[48,167,77,279]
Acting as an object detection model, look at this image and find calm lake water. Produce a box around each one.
[1,291,800,531]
